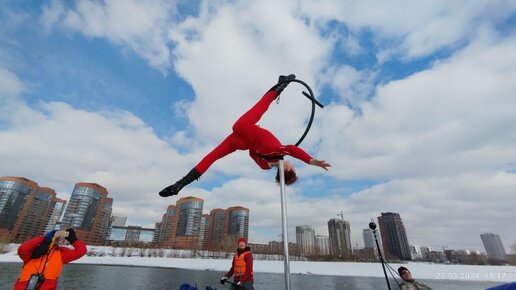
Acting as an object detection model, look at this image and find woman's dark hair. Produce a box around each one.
[275,168,298,185]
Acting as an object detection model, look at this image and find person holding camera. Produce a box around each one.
[14,228,87,290]
[220,237,254,290]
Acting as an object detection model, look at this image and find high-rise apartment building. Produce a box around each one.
[377,212,411,260]
[155,199,249,250]
[45,198,67,232]
[315,235,330,255]
[61,182,112,245]
[208,208,227,250]
[207,206,250,250]
[328,218,352,258]
[155,205,176,245]
[363,228,375,249]
[174,196,203,248]
[227,206,249,239]
[198,214,210,249]
[481,233,507,261]
[420,246,432,261]
[0,177,63,243]
[158,197,203,249]
[410,245,423,260]
[296,225,316,256]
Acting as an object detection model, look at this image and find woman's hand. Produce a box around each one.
[309,159,331,171]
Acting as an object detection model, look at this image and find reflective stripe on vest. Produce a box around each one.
[18,250,63,281]
[233,251,252,277]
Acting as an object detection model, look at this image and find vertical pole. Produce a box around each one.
[370,222,391,290]
[278,159,291,290]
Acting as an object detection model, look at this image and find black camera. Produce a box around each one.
[26,273,45,290]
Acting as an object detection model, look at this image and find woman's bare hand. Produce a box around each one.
[309,159,331,171]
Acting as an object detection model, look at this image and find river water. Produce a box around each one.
[0,262,502,289]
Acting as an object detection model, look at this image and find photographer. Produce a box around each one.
[14,228,87,290]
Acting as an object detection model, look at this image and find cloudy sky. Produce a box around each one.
[1,0,516,252]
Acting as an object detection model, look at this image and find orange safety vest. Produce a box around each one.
[233,251,252,277]
[18,250,63,282]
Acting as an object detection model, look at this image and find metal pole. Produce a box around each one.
[370,222,391,290]
[278,159,291,290]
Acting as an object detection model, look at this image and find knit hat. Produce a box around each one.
[238,237,247,245]
[398,266,409,276]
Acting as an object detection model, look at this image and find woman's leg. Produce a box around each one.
[159,134,244,197]
[232,90,278,134]
[194,133,245,174]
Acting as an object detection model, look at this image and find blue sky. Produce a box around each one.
[1,0,516,252]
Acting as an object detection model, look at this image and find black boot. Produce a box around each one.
[272,74,296,96]
[159,168,201,197]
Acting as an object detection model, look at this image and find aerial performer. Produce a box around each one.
[159,74,331,197]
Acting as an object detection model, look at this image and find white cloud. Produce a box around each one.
[0,66,25,97]
[0,99,186,215]
[321,34,516,180]
[42,0,178,72]
[298,0,516,59]
[322,65,377,106]
[341,35,362,56]
[40,0,65,34]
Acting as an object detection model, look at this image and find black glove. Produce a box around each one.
[273,74,296,95]
[220,277,227,285]
[66,228,78,244]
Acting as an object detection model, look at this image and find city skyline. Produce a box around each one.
[1,174,514,254]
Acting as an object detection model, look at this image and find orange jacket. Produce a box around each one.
[225,248,254,283]
[14,236,87,290]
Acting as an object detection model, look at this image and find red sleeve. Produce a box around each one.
[60,240,87,264]
[225,254,236,278]
[18,236,45,263]
[282,145,312,164]
[241,252,254,283]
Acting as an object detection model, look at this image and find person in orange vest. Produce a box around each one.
[220,237,254,290]
[14,228,87,290]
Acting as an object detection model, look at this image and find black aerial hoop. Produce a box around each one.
[268,78,324,147]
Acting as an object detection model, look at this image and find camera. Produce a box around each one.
[26,273,45,290]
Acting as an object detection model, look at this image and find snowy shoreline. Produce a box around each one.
[1,246,515,283]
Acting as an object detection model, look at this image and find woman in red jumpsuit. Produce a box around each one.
[159,74,331,197]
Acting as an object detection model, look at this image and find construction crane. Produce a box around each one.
[337,210,361,220]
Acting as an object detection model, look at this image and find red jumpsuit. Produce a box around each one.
[194,90,313,174]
